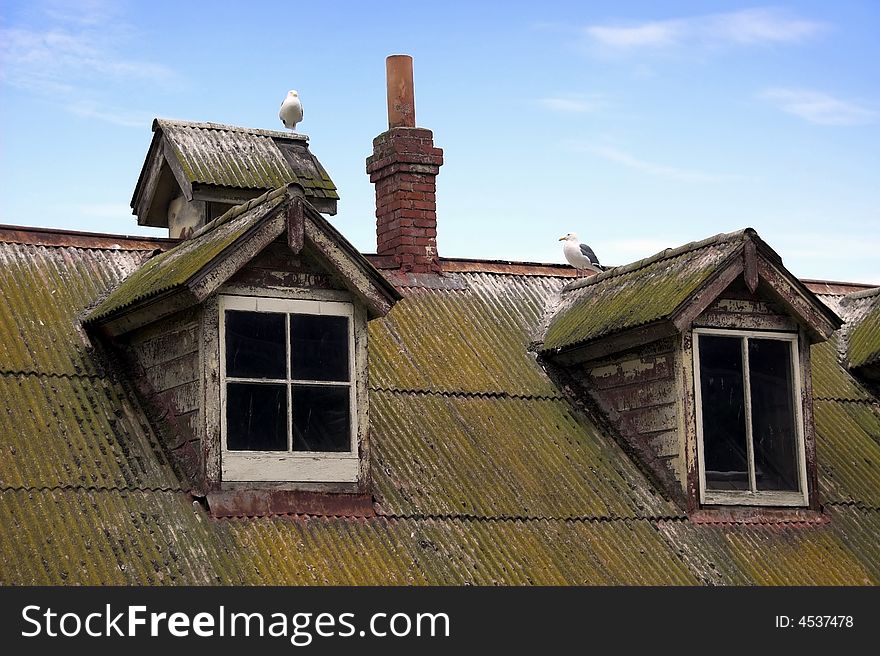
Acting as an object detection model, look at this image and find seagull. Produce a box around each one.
[279,90,303,131]
[559,232,603,275]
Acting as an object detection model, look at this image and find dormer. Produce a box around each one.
[537,229,842,514]
[841,287,880,383]
[86,184,400,515]
[131,120,339,238]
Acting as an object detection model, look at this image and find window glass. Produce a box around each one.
[225,310,286,379]
[291,314,350,382]
[699,335,749,491]
[749,339,799,491]
[292,385,350,452]
[226,382,287,451]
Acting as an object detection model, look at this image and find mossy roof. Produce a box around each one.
[541,229,750,352]
[1,230,879,585]
[86,188,289,323]
[844,287,880,369]
[156,119,339,200]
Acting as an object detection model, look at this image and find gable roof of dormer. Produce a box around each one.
[87,184,400,336]
[538,228,842,363]
[131,119,339,227]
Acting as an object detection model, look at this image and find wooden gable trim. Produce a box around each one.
[134,136,168,226]
[304,214,395,319]
[552,321,679,365]
[161,137,194,202]
[755,258,841,341]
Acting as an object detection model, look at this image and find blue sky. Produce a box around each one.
[1,0,878,283]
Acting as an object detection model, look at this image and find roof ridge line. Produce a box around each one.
[0,484,187,493]
[155,117,309,142]
[190,184,292,239]
[826,500,880,512]
[0,370,106,379]
[372,512,686,523]
[563,227,754,293]
[369,387,564,400]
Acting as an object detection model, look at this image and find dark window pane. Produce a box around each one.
[292,385,350,452]
[699,335,749,490]
[226,383,287,451]
[749,339,800,492]
[225,310,286,379]
[291,314,350,382]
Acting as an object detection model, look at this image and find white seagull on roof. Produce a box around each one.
[559,232,603,275]
[279,90,303,131]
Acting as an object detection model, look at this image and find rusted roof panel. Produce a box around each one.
[541,231,745,352]
[370,390,682,519]
[0,374,183,490]
[845,288,880,369]
[158,119,338,199]
[815,399,880,507]
[656,508,877,585]
[0,489,696,585]
[369,273,562,396]
[0,242,148,375]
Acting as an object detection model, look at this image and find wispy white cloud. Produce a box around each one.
[0,0,176,127]
[760,88,878,125]
[537,94,606,113]
[68,101,153,128]
[583,8,826,52]
[582,144,739,183]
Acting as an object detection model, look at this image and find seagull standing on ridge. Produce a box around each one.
[279,90,303,131]
[559,232,603,275]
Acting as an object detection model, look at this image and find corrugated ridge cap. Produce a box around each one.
[191,184,291,239]
[153,117,309,142]
[844,285,880,302]
[562,228,759,294]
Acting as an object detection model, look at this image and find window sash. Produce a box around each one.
[693,328,808,507]
[219,295,356,457]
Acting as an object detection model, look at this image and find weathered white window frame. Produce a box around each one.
[693,327,808,507]
[219,294,359,483]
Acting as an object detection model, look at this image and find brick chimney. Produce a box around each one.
[366,55,443,273]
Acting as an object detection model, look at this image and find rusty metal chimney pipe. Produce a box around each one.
[386,55,415,129]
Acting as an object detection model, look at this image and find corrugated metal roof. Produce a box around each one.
[656,506,877,585]
[541,230,746,352]
[1,230,879,586]
[369,274,563,397]
[158,119,338,199]
[0,374,183,490]
[811,337,874,401]
[815,399,880,507]
[87,191,287,322]
[370,391,681,519]
[844,287,880,369]
[0,242,148,375]
[0,489,697,585]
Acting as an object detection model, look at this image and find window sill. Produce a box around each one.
[702,490,808,507]
[689,506,826,525]
[222,451,359,483]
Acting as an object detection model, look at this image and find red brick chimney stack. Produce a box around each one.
[366,55,443,273]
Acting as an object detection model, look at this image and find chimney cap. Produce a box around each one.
[386,54,415,129]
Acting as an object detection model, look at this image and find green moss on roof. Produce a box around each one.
[846,288,880,369]
[541,230,748,352]
[157,119,339,200]
[87,192,287,322]
[811,337,873,401]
